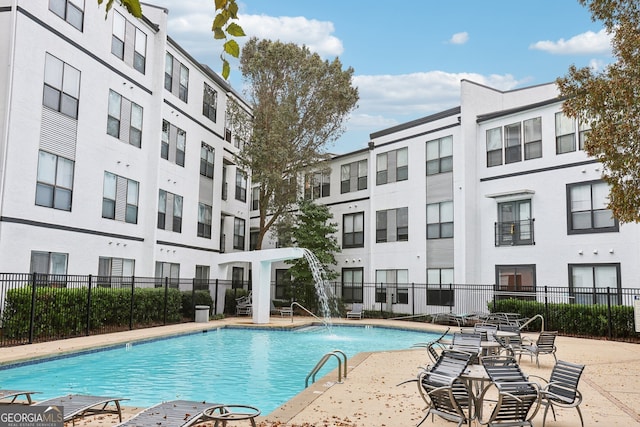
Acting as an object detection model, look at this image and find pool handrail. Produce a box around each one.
[305,349,347,387]
[290,302,323,323]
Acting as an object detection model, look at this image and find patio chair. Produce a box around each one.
[235,292,252,316]
[116,400,212,427]
[531,360,586,427]
[451,332,482,364]
[478,356,540,426]
[346,303,363,319]
[516,331,558,367]
[35,394,129,424]
[412,327,450,367]
[0,390,40,404]
[414,350,476,426]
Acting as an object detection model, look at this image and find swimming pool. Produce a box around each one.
[0,325,440,415]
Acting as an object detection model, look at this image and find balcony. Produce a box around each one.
[494,219,535,246]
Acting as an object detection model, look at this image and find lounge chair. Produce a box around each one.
[35,394,128,424]
[346,303,363,319]
[0,390,40,404]
[116,400,212,427]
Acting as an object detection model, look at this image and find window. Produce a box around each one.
[200,143,215,178]
[203,83,217,122]
[30,251,68,283]
[43,53,80,119]
[569,263,621,305]
[579,121,590,150]
[157,190,183,233]
[341,160,367,193]
[567,181,617,234]
[305,169,331,199]
[496,200,533,246]
[275,269,291,299]
[35,151,74,211]
[232,266,244,289]
[155,262,180,288]
[249,230,259,251]
[486,127,502,167]
[342,268,363,303]
[160,120,186,167]
[251,187,260,211]
[98,257,135,287]
[496,265,535,300]
[426,136,453,175]
[376,207,408,243]
[233,217,246,250]
[49,0,84,31]
[426,201,453,239]
[524,117,542,160]
[195,265,210,290]
[556,112,576,154]
[198,203,212,239]
[235,170,247,202]
[107,90,143,147]
[221,165,228,201]
[102,172,139,223]
[375,269,408,304]
[164,53,189,102]
[111,12,146,73]
[376,147,408,185]
[343,212,364,248]
[427,268,454,306]
[504,122,521,164]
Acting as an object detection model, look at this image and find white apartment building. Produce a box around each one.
[0,1,251,283]
[257,80,640,314]
[1,2,637,315]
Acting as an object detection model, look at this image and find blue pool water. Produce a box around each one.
[0,325,440,415]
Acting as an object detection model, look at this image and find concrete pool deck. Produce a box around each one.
[1,316,639,426]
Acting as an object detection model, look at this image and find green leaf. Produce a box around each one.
[122,0,142,17]
[213,13,228,30]
[213,28,226,40]
[222,59,230,80]
[228,0,239,18]
[224,39,240,58]
[215,0,227,10]
[226,22,246,37]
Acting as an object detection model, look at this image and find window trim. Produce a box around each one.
[566,180,618,235]
[343,212,365,248]
[568,263,621,305]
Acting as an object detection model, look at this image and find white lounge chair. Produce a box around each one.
[346,303,363,319]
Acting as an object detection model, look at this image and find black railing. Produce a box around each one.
[494,219,535,246]
[1,274,638,347]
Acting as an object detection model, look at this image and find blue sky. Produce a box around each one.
[148,1,613,154]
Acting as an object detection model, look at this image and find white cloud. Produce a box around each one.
[239,14,343,57]
[353,71,520,115]
[449,32,469,45]
[530,29,612,55]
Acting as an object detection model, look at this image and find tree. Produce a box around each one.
[230,38,359,249]
[557,0,640,223]
[283,199,341,313]
[97,0,244,79]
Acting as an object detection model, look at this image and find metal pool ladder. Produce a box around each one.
[305,349,347,387]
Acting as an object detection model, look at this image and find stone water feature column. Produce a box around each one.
[217,248,305,324]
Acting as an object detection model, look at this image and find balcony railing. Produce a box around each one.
[495,219,535,246]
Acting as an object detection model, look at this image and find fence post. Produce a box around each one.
[214,279,219,315]
[544,286,549,329]
[85,275,93,336]
[163,277,169,325]
[29,272,37,344]
[129,276,136,330]
[606,287,613,339]
[411,282,415,316]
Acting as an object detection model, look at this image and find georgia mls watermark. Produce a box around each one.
[0,405,63,427]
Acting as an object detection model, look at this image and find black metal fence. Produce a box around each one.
[1,273,638,347]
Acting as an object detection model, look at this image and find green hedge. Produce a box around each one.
[0,287,209,341]
[491,298,635,339]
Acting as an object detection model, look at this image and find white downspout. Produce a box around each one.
[0,0,20,220]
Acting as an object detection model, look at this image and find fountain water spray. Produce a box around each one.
[300,248,339,328]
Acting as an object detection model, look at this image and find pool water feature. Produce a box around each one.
[0,326,441,415]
